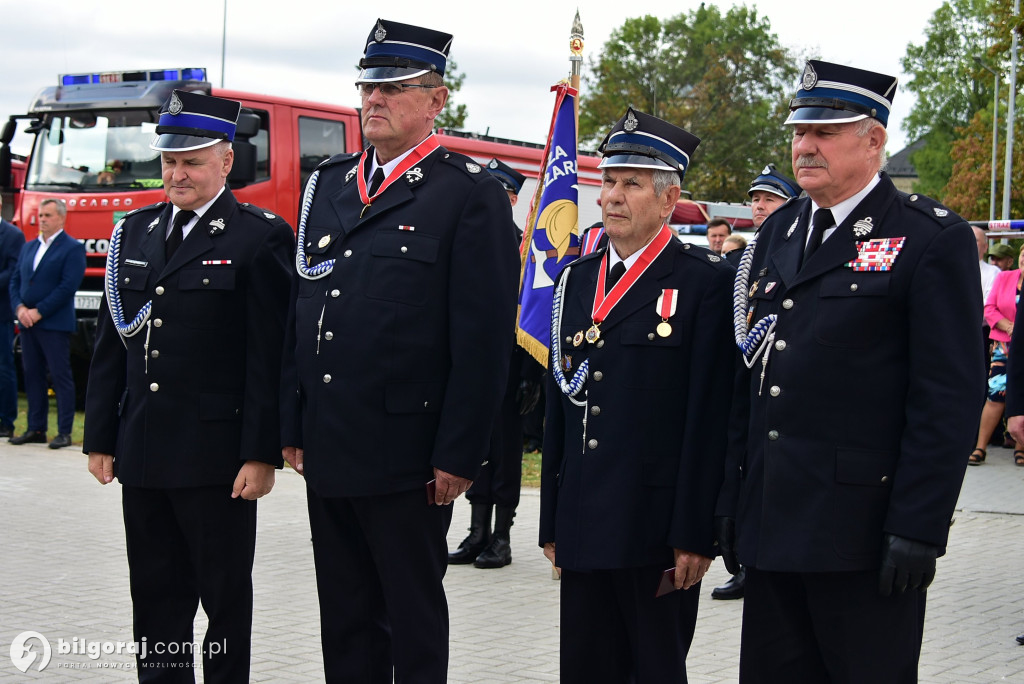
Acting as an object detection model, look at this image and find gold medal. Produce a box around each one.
[572,331,585,347]
[657,321,672,337]
[585,324,601,344]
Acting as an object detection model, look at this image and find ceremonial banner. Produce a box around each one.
[517,83,581,367]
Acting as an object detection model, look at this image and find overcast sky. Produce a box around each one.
[2,0,938,159]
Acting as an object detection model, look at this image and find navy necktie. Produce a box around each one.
[369,168,386,195]
[166,210,195,259]
[606,261,626,294]
[803,209,834,265]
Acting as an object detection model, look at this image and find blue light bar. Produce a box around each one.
[59,68,208,86]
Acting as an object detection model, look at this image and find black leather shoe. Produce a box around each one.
[0,423,13,438]
[1016,633,1024,645]
[48,433,72,449]
[10,430,46,445]
[711,566,746,600]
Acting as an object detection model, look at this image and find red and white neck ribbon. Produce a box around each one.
[357,134,440,206]
[657,288,678,320]
[592,224,674,324]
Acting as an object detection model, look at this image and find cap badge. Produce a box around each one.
[624,111,639,132]
[406,167,424,183]
[852,217,874,238]
[466,162,481,174]
[933,207,949,218]
[374,21,386,43]
[488,160,498,169]
[762,165,772,174]
[168,92,183,115]
[801,63,818,91]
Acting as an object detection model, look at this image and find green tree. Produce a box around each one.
[578,4,799,200]
[900,0,998,197]
[436,60,467,130]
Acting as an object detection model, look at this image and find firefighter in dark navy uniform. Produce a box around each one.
[448,157,541,569]
[279,19,518,683]
[718,60,984,682]
[539,107,735,683]
[84,90,295,681]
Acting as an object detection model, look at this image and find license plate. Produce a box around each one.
[75,292,102,311]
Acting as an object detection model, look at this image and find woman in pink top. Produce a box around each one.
[971,242,1024,465]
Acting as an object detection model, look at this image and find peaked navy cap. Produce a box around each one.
[357,18,453,83]
[486,158,527,194]
[748,164,801,199]
[597,107,700,181]
[151,90,240,152]
[785,60,898,127]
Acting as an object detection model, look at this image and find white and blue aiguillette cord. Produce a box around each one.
[106,218,150,340]
[551,266,589,407]
[295,169,332,280]
[733,235,776,369]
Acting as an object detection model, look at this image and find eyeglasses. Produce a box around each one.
[356,82,439,98]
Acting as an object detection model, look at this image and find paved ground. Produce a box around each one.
[2,443,1024,682]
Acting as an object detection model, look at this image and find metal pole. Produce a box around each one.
[569,10,584,127]
[1002,0,1019,220]
[977,57,1000,221]
[220,0,228,88]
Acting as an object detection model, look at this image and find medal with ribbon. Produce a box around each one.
[655,288,677,337]
[588,224,674,343]
[356,135,440,218]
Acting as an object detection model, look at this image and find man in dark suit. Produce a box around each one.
[448,157,539,570]
[0,196,26,437]
[539,107,735,683]
[10,198,84,448]
[84,90,294,681]
[280,19,518,682]
[719,60,983,682]
[713,163,800,595]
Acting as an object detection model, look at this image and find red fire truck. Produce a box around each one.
[0,67,610,400]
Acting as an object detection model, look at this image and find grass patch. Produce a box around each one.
[522,450,542,488]
[11,393,85,447]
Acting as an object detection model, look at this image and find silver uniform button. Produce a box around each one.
[324,331,334,340]
[596,339,605,348]
[566,336,573,343]
[648,333,655,340]
[331,289,340,298]
[401,246,408,253]
[155,286,165,295]
[153,318,163,327]
[202,278,210,285]
[850,283,858,292]
[323,374,332,383]
[424,401,430,408]
[775,340,787,351]
[881,475,890,484]
[150,350,159,358]
[590,405,601,416]
[910,194,918,201]
[782,299,794,310]
[587,439,598,449]
[769,386,781,397]
[768,430,779,440]
[344,249,353,257]
[593,371,603,381]
[149,383,159,392]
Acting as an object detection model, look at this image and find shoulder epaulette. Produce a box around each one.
[438,149,488,180]
[238,203,290,225]
[902,192,965,228]
[317,151,360,170]
[122,201,165,218]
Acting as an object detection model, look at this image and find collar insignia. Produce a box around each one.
[147,217,160,233]
[852,217,873,238]
[406,167,424,183]
[785,217,798,239]
[208,218,226,234]
[345,166,357,183]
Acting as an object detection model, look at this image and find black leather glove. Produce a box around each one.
[516,379,541,416]
[878,533,938,597]
[714,516,739,575]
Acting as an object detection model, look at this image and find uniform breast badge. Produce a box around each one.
[585,324,601,344]
[572,330,585,347]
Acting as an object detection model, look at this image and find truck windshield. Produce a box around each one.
[26,110,164,190]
